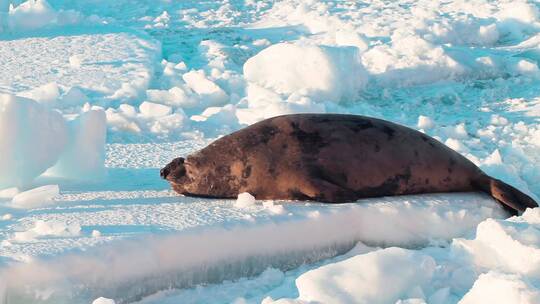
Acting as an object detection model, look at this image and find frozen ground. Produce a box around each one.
[1,0,540,303]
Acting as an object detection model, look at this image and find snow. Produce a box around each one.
[1,0,540,303]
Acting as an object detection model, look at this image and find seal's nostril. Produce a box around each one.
[160,168,169,179]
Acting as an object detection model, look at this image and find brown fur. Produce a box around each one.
[161,114,537,214]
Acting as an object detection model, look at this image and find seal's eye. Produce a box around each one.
[160,167,169,179]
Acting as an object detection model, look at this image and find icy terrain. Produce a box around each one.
[1,0,540,303]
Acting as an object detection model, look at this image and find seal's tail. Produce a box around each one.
[474,175,538,215]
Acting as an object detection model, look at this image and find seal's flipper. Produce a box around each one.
[300,178,357,203]
[474,175,538,215]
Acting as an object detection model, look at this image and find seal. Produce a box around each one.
[161,114,537,214]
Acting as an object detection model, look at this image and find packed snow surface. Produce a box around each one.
[1,0,540,303]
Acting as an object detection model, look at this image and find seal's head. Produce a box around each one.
[160,157,187,185]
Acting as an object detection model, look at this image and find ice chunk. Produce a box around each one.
[47,109,106,180]
[12,220,81,242]
[0,187,19,199]
[92,297,115,304]
[293,247,435,304]
[445,138,468,152]
[0,94,68,189]
[7,0,57,31]
[149,112,187,134]
[139,101,172,118]
[262,201,285,215]
[452,216,540,277]
[59,87,88,107]
[459,271,540,304]
[18,82,60,106]
[11,185,59,209]
[417,115,435,129]
[235,192,256,208]
[146,87,197,108]
[182,70,228,106]
[244,43,367,103]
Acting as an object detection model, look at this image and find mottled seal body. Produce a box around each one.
[161,114,537,214]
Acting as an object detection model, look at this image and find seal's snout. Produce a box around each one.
[160,167,169,179]
[161,157,186,181]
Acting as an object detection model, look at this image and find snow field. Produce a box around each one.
[0,192,504,303]
[150,207,540,304]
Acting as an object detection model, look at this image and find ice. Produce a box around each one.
[59,87,89,108]
[6,0,57,31]
[0,187,19,199]
[18,82,60,106]
[0,193,506,303]
[458,271,540,304]
[235,192,256,209]
[182,70,229,107]
[10,185,59,209]
[291,247,435,304]
[92,297,115,304]
[47,109,106,180]
[0,94,68,189]
[243,43,367,104]
[417,115,435,130]
[139,101,172,118]
[452,208,540,277]
[12,220,80,242]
